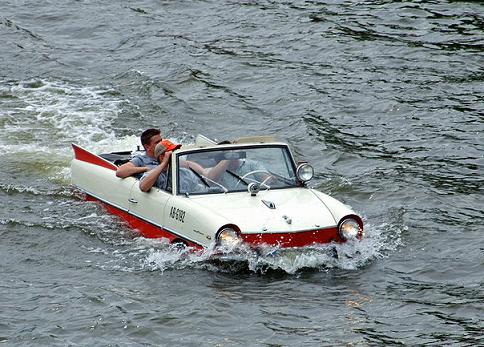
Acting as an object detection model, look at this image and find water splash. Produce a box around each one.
[133,220,403,275]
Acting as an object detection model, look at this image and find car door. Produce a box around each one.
[126,173,173,238]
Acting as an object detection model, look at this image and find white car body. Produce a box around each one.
[71,136,363,250]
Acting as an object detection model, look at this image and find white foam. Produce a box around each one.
[1,79,126,151]
[0,78,142,182]
[132,219,403,275]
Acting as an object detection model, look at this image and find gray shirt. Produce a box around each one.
[139,167,206,194]
[178,168,207,194]
[219,159,266,187]
[131,153,159,169]
[139,169,169,191]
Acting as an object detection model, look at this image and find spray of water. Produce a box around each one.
[137,219,403,275]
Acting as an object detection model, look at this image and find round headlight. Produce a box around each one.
[217,227,242,248]
[296,163,314,182]
[338,218,362,241]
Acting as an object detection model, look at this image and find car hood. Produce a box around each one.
[187,188,339,234]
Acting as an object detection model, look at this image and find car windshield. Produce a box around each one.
[176,145,299,195]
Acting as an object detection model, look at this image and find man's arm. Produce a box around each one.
[207,160,231,182]
[139,152,172,192]
[116,162,150,178]
[179,159,208,176]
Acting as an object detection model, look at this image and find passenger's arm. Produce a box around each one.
[116,161,150,178]
[139,152,172,192]
[179,159,209,176]
[206,160,231,182]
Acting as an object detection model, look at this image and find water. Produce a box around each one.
[1,0,483,345]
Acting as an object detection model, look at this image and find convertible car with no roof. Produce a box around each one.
[71,135,363,252]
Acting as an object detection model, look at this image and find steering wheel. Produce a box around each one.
[235,170,272,188]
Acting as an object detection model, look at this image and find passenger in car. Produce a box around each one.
[139,140,208,193]
[116,128,162,178]
[209,155,269,188]
[207,143,272,188]
[139,140,177,191]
